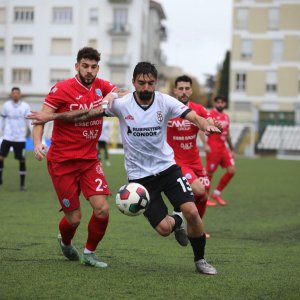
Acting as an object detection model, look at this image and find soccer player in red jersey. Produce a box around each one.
[205,95,236,206]
[167,75,218,243]
[32,47,122,268]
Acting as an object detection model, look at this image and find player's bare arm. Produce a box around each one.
[185,110,221,135]
[32,105,53,161]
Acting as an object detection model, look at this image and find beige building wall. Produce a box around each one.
[232,35,241,61]
[247,70,265,96]
[248,8,267,33]
[284,35,300,62]
[252,39,272,65]
[278,67,299,97]
[280,5,300,30]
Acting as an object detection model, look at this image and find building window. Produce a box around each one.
[52,7,73,24]
[88,39,97,49]
[266,71,277,93]
[51,38,72,55]
[0,68,3,84]
[50,69,70,85]
[236,8,248,30]
[272,40,283,62]
[0,7,6,23]
[111,69,126,87]
[235,72,246,91]
[89,8,98,24]
[12,38,33,54]
[268,8,279,30]
[241,39,252,60]
[12,68,31,84]
[0,38,4,54]
[113,8,128,32]
[14,7,34,23]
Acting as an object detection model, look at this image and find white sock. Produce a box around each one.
[84,248,93,254]
[172,211,183,219]
[213,190,221,196]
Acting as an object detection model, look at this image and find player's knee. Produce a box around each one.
[183,205,201,225]
[93,203,109,218]
[228,166,236,174]
[155,218,172,236]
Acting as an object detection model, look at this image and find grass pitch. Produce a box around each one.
[0,154,299,299]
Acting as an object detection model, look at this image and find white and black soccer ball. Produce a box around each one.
[115,183,150,216]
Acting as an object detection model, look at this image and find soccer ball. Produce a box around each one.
[115,183,150,216]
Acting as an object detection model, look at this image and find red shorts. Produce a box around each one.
[47,159,110,212]
[180,165,210,190]
[206,147,235,173]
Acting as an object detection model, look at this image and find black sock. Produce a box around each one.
[171,214,182,231]
[0,160,3,184]
[19,161,26,187]
[188,234,206,262]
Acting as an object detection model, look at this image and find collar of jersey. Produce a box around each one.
[133,92,155,111]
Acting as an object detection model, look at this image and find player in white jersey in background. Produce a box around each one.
[97,119,111,166]
[26,62,221,275]
[0,87,31,191]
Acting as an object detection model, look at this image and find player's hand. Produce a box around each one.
[34,144,48,161]
[214,120,223,132]
[26,111,54,125]
[204,125,221,136]
[204,144,211,153]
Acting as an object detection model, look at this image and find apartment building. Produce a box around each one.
[0,0,166,101]
[230,0,300,126]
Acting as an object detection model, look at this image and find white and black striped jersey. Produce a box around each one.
[0,100,31,142]
[105,91,190,180]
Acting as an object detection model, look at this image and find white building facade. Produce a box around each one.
[0,0,166,101]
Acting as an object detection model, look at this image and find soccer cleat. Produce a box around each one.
[81,253,108,268]
[211,193,227,206]
[205,232,211,239]
[20,186,27,191]
[174,221,189,247]
[206,198,217,206]
[195,259,218,275]
[57,234,80,261]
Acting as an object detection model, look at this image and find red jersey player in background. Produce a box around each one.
[167,75,220,243]
[205,95,236,206]
[32,47,122,268]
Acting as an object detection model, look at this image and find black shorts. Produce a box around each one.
[130,164,195,228]
[98,141,107,148]
[0,139,26,160]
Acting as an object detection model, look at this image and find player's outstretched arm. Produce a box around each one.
[184,110,221,135]
[27,106,104,124]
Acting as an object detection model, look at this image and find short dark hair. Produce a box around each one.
[77,47,101,63]
[214,95,226,102]
[175,75,192,87]
[11,87,21,93]
[133,62,158,81]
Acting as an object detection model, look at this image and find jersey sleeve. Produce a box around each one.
[100,79,117,97]
[163,94,190,119]
[44,84,66,111]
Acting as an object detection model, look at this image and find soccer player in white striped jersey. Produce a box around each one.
[0,87,31,190]
[27,62,221,275]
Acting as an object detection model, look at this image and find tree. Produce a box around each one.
[217,50,230,103]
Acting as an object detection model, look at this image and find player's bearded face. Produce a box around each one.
[174,82,192,104]
[139,91,154,101]
[76,59,99,86]
[215,101,226,112]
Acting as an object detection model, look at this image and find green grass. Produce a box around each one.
[0,154,300,299]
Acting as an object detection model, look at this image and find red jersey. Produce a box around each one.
[45,76,116,162]
[167,101,209,167]
[207,108,230,151]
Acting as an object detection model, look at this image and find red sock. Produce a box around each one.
[195,195,207,219]
[86,213,109,251]
[216,172,234,192]
[59,216,79,246]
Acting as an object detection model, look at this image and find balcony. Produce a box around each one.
[108,0,132,3]
[107,55,130,67]
[107,23,131,35]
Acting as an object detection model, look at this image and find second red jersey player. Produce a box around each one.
[167,76,213,242]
